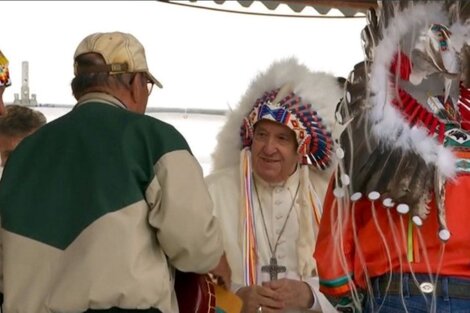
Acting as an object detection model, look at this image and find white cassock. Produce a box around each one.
[206,166,337,313]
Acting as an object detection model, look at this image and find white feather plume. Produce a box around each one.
[368,2,457,177]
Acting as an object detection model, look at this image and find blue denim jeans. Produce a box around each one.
[363,274,470,313]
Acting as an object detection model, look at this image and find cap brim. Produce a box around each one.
[147,72,163,89]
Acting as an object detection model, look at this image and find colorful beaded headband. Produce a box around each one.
[240,88,333,169]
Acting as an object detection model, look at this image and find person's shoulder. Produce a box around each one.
[115,111,182,141]
[129,114,192,158]
[205,166,239,186]
[133,113,179,134]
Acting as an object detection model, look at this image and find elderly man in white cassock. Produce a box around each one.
[205,58,343,313]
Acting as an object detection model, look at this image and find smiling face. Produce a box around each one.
[251,119,301,184]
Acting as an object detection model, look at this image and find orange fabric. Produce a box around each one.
[215,285,243,313]
[314,173,470,296]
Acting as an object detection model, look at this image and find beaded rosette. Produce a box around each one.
[0,50,11,87]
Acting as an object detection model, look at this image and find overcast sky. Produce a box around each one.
[2,1,367,110]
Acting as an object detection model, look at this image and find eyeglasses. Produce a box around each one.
[129,73,154,96]
[146,78,154,96]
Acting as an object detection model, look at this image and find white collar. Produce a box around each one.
[75,92,127,110]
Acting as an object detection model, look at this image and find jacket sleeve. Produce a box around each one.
[314,176,355,297]
[146,149,224,273]
[304,276,337,312]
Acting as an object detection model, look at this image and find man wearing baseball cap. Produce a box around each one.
[0,31,230,313]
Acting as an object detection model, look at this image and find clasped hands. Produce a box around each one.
[237,278,314,313]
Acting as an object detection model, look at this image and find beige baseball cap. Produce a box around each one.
[73,31,162,88]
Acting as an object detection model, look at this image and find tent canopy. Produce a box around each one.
[160,0,378,17]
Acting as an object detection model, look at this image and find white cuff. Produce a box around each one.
[304,277,322,311]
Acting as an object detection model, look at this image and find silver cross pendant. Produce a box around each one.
[261,257,286,281]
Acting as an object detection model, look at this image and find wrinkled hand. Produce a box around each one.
[236,285,284,313]
[209,253,231,289]
[263,278,314,310]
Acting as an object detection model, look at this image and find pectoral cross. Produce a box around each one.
[261,257,286,281]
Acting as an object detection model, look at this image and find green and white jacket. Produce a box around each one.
[0,93,223,313]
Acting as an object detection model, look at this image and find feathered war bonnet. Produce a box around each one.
[212,57,342,171]
[334,0,470,242]
[240,82,334,169]
[0,50,11,87]
[211,57,343,285]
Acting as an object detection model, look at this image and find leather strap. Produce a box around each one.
[76,63,129,75]
[374,274,470,299]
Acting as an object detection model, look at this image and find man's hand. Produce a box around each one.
[236,285,284,313]
[263,278,314,310]
[209,253,231,289]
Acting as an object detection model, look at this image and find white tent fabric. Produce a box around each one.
[180,0,376,17]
